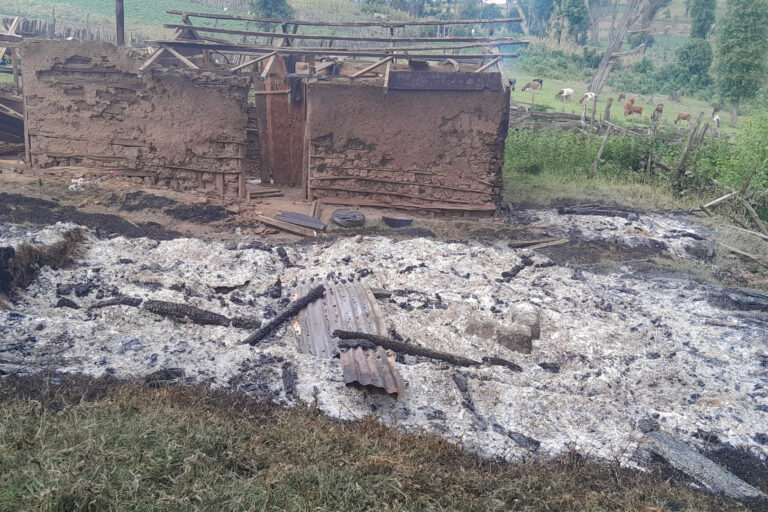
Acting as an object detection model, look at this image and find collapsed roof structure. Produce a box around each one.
[16,11,525,213]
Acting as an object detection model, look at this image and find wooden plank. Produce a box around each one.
[167,10,522,27]
[163,45,200,70]
[215,172,224,196]
[151,40,520,60]
[138,47,168,72]
[230,51,276,71]
[350,56,393,78]
[163,25,528,45]
[315,196,497,211]
[11,48,18,95]
[256,215,319,236]
[387,71,502,91]
[475,56,502,73]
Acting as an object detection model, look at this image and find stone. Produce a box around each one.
[464,317,497,340]
[508,303,541,339]
[496,324,533,354]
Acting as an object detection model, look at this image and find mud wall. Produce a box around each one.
[305,80,509,212]
[20,41,249,197]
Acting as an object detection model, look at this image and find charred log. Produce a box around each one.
[243,285,326,345]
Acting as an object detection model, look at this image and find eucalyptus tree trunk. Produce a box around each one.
[587,0,649,94]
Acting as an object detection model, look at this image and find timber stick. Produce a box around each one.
[252,89,290,95]
[334,330,523,371]
[167,10,523,27]
[526,238,569,250]
[164,45,200,69]
[350,56,393,78]
[11,48,19,96]
[230,51,276,71]
[475,56,502,73]
[727,224,768,242]
[334,330,480,366]
[508,237,562,248]
[256,215,319,236]
[244,285,326,345]
[138,47,167,72]
[162,25,527,45]
[150,40,519,59]
[702,191,736,209]
[738,163,758,197]
[674,111,705,189]
[589,125,611,179]
[742,199,768,236]
[718,242,768,269]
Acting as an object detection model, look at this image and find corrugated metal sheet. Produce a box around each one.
[340,346,404,397]
[291,282,387,358]
[291,281,404,397]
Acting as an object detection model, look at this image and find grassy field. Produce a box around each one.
[506,72,734,135]
[0,374,756,512]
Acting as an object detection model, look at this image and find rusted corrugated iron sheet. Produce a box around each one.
[340,346,404,397]
[291,282,387,358]
[291,281,404,396]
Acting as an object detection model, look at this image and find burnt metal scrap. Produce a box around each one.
[292,282,404,397]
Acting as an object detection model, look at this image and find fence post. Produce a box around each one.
[115,0,125,45]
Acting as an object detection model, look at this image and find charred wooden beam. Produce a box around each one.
[243,285,326,345]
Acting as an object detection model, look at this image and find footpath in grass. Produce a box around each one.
[0,375,754,512]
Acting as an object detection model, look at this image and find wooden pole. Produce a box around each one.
[11,48,19,96]
[115,0,125,45]
[674,111,705,191]
[589,125,611,179]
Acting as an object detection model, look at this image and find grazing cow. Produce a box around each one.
[628,97,635,105]
[624,102,643,116]
[713,114,721,128]
[555,88,574,102]
[675,112,692,125]
[533,78,544,87]
[618,92,626,101]
[712,105,721,116]
[579,92,596,104]
[521,81,542,92]
[651,103,664,122]
[654,103,664,115]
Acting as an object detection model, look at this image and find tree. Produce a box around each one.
[715,0,768,127]
[519,0,555,37]
[689,0,715,38]
[250,0,294,19]
[678,38,712,74]
[561,0,591,44]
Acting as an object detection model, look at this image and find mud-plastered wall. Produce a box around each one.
[20,41,249,197]
[305,80,509,212]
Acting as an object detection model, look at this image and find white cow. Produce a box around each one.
[555,88,574,102]
[579,92,596,104]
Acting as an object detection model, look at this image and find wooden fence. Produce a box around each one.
[1,17,146,46]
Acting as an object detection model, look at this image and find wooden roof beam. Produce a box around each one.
[162,24,529,45]
[166,10,522,27]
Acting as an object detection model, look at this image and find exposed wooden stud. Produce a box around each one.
[163,45,201,70]
[383,59,392,93]
[350,56,393,78]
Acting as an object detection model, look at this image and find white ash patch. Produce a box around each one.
[1,218,766,467]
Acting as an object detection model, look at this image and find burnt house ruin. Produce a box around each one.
[14,12,525,213]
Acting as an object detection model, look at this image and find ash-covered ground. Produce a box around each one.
[2,208,767,469]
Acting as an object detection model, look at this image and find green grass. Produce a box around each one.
[0,375,754,512]
[507,72,738,136]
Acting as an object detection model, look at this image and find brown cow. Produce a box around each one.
[675,112,692,125]
[628,97,635,105]
[655,103,664,115]
[521,81,542,92]
[712,105,721,115]
[629,106,643,116]
[618,92,626,101]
